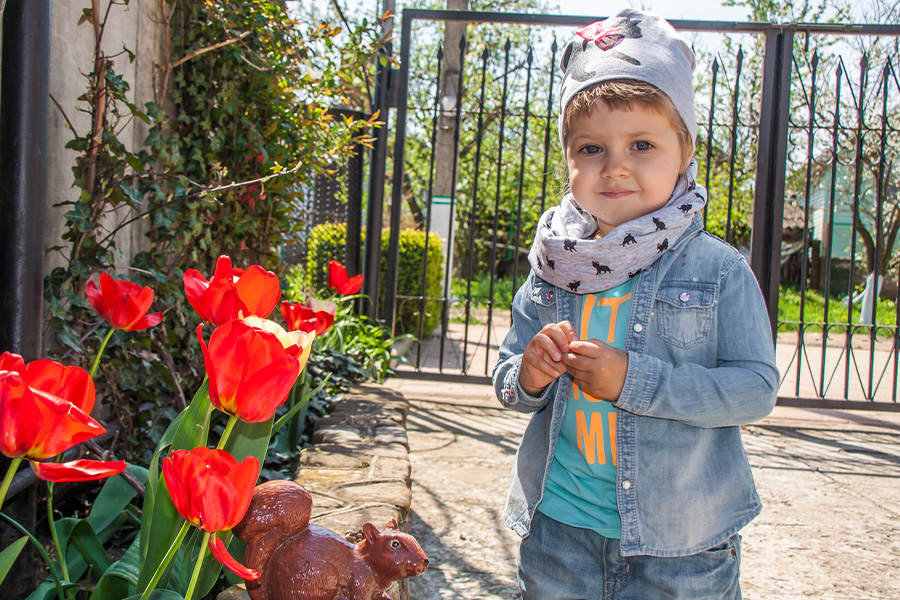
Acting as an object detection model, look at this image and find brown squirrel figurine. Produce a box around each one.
[232,480,429,600]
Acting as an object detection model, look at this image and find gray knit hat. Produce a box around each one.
[558,9,697,149]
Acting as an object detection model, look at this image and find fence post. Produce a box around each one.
[363,2,395,320]
[750,25,793,337]
[383,12,413,331]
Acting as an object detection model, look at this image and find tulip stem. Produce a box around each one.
[184,530,211,600]
[46,483,71,583]
[0,458,22,512]
[216,416,238,451]
[89,327,115,378]
[138,520,191,600]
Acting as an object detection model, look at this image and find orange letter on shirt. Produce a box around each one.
[576,410,607,465]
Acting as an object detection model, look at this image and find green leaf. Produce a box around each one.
[137,380,211,592]
[89,534,141,600]
[0,537,28,585]
[273,373,331,433]
[24,582,80,600]
[69,520,112,575]
[88,464,148,538]
[122,591,184,600]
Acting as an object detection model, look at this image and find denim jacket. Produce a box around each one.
[493,215,779,557]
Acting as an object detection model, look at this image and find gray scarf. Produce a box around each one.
[528,160,707,293]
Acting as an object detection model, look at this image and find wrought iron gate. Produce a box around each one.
[371,9,900,411]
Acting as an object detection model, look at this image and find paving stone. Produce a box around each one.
[371,456,412,483]
[299,449,370,469]
[312,441,410,459]
[331,480,412,510]
[312,427,363,444]
[375,425,409,448]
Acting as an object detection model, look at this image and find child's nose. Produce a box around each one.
[600,151,629,178]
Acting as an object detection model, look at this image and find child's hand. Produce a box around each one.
[519,321,577,397]
[563,340,629,401]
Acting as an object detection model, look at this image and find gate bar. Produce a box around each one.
[750,27,793,335]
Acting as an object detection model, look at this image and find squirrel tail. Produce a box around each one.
[233,480,312,542]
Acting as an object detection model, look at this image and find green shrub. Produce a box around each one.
[305,223,444,337]
[383,228,444,337]
[305,222,349,292]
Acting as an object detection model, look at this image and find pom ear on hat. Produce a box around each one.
[559,39,576,74]
[557,10,698,148]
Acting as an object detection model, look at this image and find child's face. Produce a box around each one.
[565,103,683,236]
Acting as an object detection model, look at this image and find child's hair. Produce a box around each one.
[563,79,694,173]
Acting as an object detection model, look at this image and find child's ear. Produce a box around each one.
[559,40,576,74]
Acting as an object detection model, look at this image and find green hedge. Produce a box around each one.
[306,223,444,336]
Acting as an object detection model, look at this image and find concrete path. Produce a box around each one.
[386,378,900,599]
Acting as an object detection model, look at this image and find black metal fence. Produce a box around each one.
[282,108,367,293]
[374,10,900,410]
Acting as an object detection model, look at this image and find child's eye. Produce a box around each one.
[581,144,601,155]
[633,141,653,151]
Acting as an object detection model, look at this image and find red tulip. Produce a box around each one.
[327,260,364,295]
[86,272,163,331]
[280,301,334,335]
[183,255,281,326]
[162,447,260,581]
[197,319,311,423]
[0,352,125,482]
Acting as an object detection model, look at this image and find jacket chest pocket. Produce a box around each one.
[530,277,558,325]
[654,282,717,348]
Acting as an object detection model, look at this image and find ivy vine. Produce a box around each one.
[45,0,384,462]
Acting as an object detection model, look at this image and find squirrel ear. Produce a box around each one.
[385,518,399,530]
[362,522,379,544]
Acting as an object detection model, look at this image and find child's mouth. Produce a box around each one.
[601,190,633,199]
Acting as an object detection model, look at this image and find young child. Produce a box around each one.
[493,9,779,599]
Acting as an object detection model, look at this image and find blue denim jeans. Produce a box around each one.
[518,511,742,600]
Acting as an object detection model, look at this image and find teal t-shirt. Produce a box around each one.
[537,278,634,538]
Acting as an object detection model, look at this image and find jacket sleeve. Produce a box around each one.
[614,256,779,428]
[493,273,559,412]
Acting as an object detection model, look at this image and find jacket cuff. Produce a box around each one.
[500,357,553,408]
[615,351,662,415]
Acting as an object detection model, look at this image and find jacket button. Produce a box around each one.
[622,480,632,490]
[679,292,691,302]
[632,323,643,333]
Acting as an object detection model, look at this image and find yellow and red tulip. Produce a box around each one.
[183,255,281,326]
[162,447,260,581]
[197,319,312,423]
[280,300,335,336]
[86,272,163,331]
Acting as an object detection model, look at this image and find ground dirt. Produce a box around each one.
[391,380,900,600]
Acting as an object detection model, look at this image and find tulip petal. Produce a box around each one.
[304,298,337,316]
[0,352,25,373]
[24,359,96,414]
[205,278,247,326]
[209,534,260,581]
[129,311,163,331]
[338,274,364,295]
[163,449,207,527]
[224,457,260,530]
[235,265,280,319]
[198,472,241,532]
[85,280,104,315]
[26,392,107,460]
[0,373,43,458]
[30,459,126,482]
[235,355,300,422]
[183,269,212,321]
[212,255,234,282]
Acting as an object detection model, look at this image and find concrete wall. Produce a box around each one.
[45,0,167,275]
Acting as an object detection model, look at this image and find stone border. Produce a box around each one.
[218,383,412,600]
